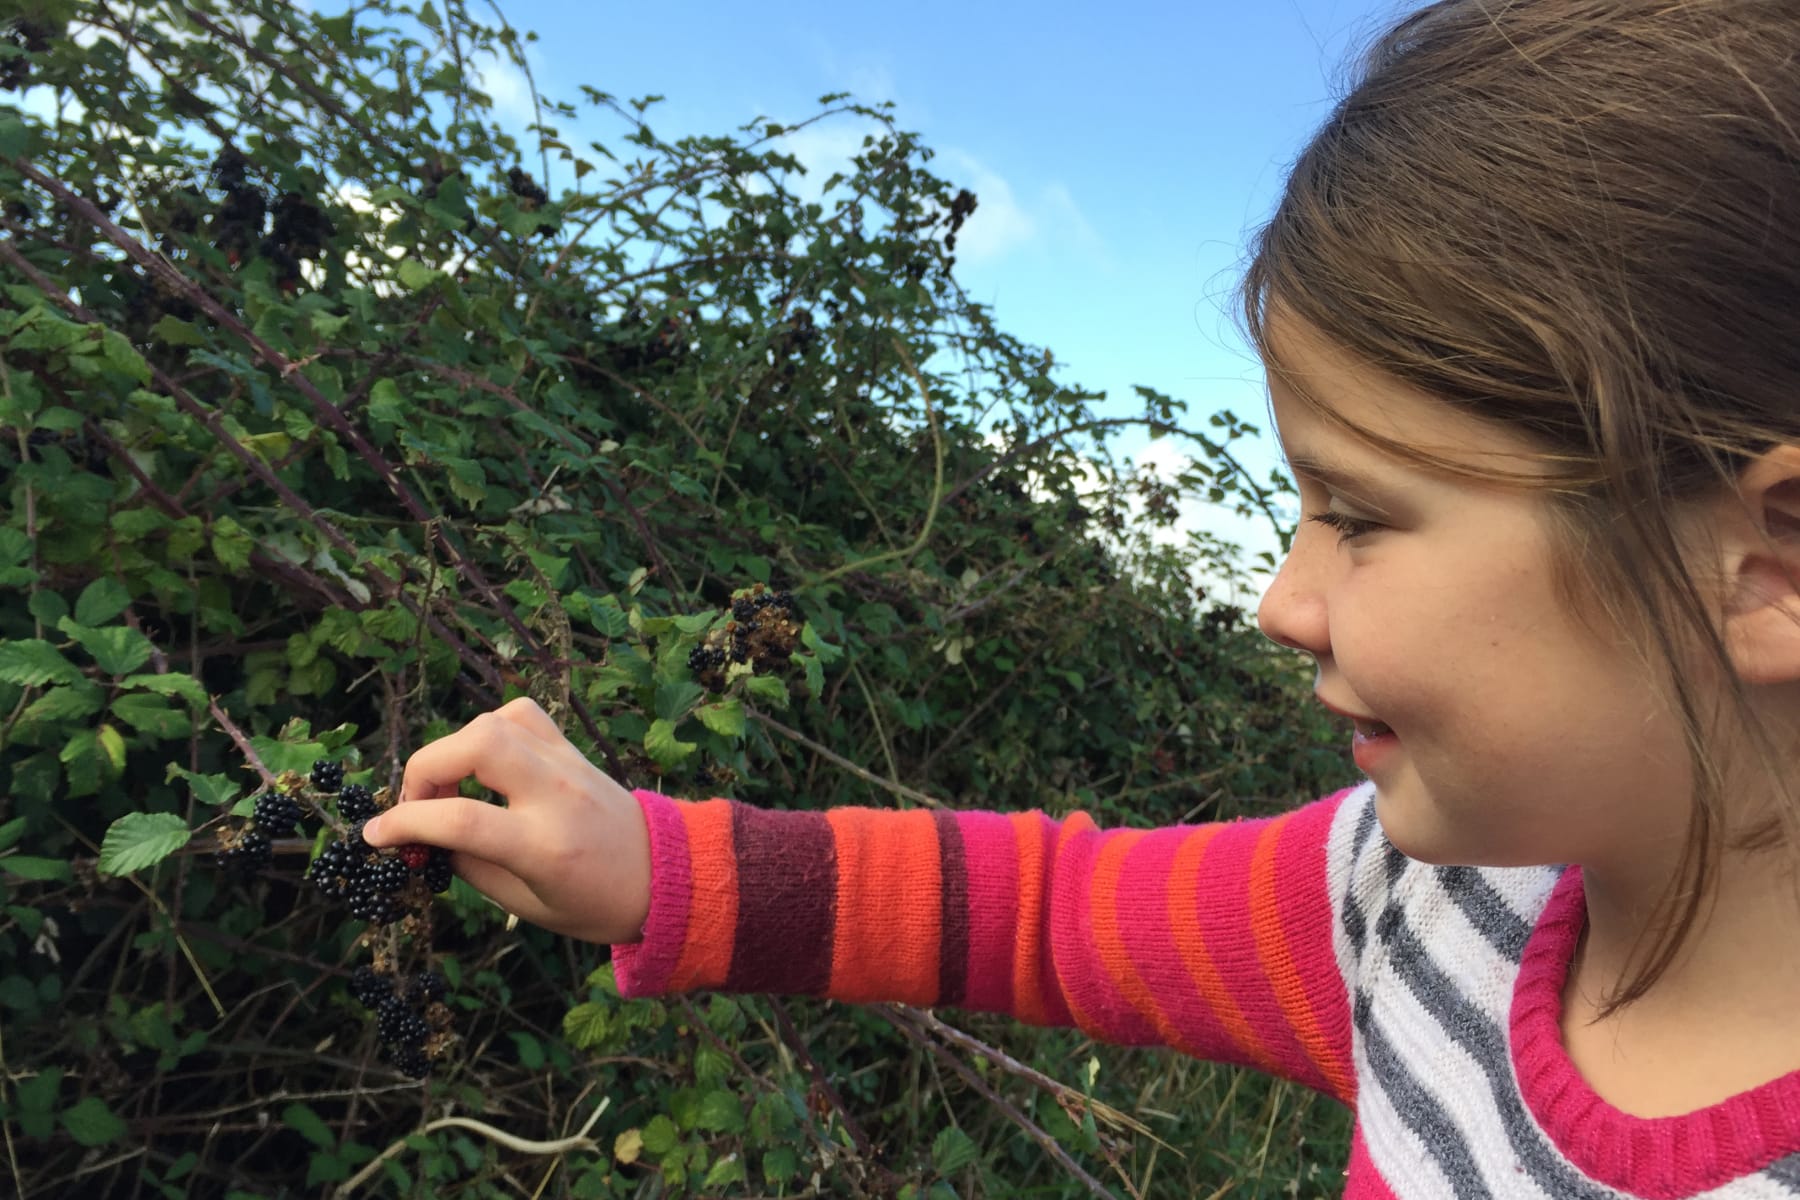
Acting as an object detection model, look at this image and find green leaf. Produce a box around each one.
[368,378,405,425]
[18,679,105,725]
[642,718,697,768]
[61,1096,126,1147]
[562,1001,609,1049]
[0,639,82,686]
[121,672,208,706]
[98,813,192,876]
[762,1146,798,1184]
[696,1090,743,1134]
[149,314,205,347]
[0,112,28,160]
[639,1115,680,1157]
[74,578,131,626]
[653,680,703,722]
[210,516,253,572]
[743,674,788,709]
[165,765,241,808]
[1,856,73,882]
[693,700,745,739]
[283,1102,336,1149]
[932,1126,979,1176]
[0,816,27,852]
[112,692,190,739]
[508,1031,545,1070]
[66,622,154,676]
[701,1155,747,1188]
[396,259,445,291]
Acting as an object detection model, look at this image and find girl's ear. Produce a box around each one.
[1718,445,1800,686]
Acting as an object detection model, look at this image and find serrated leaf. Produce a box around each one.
[368,378,405,425]
[120,672,207,706]
[653,680,703,721]
[694,700,745,739]
[396,259,445,291]
[98,813,192,876]
[1,856,73,882]
[562,1001,609,1049]
[164,765,241,808]
[701,1155,746,1188]
[762,1146,798,1184]
[60,1096,126,1147]
[932,1126,979,1176]
[18,680,105,725]
[0,639,82,686]
[74,578,131,627]
[149,314,205,346]
[111,692,189,739]
[639,1114,679,1156]
[696,1090,744,1134]
[210,515,253,572]
[283,1102,335,1149]
[642,717,697,768]
[59,620,153,676]
[743,674,788,709]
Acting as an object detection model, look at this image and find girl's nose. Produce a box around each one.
[1256,547,1330,659]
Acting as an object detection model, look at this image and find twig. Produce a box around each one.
[335,1099,610,1197]
[747,707,944,809]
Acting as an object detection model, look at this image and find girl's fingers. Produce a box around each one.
[442,852,549,924]
[492,696,564,742]
[399,709,555,804]
[361,794,527,871]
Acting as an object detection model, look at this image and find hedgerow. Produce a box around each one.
[0,2,1353,1195]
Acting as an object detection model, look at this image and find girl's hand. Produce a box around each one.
[361,697,652,945]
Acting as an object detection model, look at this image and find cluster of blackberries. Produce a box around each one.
[202,146,334,290]
[305,760,452,926]
[215,786,309,882]
[349,965,453,1079]
[687,585,803,692]
[505,165,557,237]
[0,19,53,92]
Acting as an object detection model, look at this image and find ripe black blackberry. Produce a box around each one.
[406,970,447,1006]
[349,965,393,1010]
[390,1044,432,1080]
[422,848,454,895]
[337,782,375,823]
[348,856,409,925]
[215,828,272,882]
[252,791,303,838]
[310,759,344,794]
[309,838,362,901]
[376,996,429,1047]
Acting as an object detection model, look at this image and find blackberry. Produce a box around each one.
[309,838,362,901]
[368,855,410,895]
[731,596,760,622]
[422,848,454,894]
[376,995,429,1046]
[406,971,447,1006]
[390,1044,432,1079]
[252,791,303,838]
[337,782,376,823]
[215,828,272,882]
[349,965,393,1010]
[310,759,344,794]
[348,887,402,926]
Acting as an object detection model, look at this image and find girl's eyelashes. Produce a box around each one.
[1305,509,1383,544]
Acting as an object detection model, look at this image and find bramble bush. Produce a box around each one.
[0,2,1355,1196]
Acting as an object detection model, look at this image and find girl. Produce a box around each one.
[363,0,1800,1193]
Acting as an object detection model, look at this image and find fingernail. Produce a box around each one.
[362,815,383,842]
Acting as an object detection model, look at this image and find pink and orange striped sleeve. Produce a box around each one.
[610,788,1359,1105]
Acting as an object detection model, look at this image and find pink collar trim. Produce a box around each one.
[1509,867,1800,1196]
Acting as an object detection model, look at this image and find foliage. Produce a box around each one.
[0,1,1353,1196]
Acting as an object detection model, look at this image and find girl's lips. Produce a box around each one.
[1352,726,1400,773]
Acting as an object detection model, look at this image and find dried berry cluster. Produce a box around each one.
[686,584,803,692]
[211,755,460,1079]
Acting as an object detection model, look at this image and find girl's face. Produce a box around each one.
[1255,319,1694,871]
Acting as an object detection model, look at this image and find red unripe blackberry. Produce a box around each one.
[423,848,454,894]
[310,759,345,793]
[252,791,303,838]
[215,828,272,881]
[338,783,376,823]
[397,843,430,872]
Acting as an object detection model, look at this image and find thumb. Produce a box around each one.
[361,795,523,870]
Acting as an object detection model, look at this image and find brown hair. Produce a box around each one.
[1239,0,1800,1018]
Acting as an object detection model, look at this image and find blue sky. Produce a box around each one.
[483,0,1416,604]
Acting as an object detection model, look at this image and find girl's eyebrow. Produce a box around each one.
[1284,452,1399,516]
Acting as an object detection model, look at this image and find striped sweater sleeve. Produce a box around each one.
[611,787,1362,1104]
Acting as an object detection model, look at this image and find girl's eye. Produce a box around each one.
[1305,509,1382,544]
